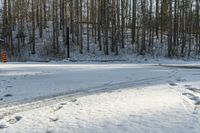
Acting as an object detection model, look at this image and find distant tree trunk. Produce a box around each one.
[97,0,102,51]
[79,0,83,54]
[39,0,43,38]
[75,0,79,48]
[113,0,118,55]
[168,0,173,57]
[32,0,35,54]
[53,0,56,50]
[36,0,39,27]
[70,0,75,43]
[104,0,109,55]
[196,0,200,52]
[121,0,125,49]
[140,0,146,55]
[8,0,13,55]
[132,0,137,47]
[94,0,97,44]
[87,0,90,52]
[173,0,178,56]
[43,0,47,29]
[181,0,186,55]
[188,1,193,57]
[160,0,163,43]
[55,0,59,54]
[148,0,153,47]
[155,0,159,39]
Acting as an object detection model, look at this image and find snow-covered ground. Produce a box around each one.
[0,62,200,133]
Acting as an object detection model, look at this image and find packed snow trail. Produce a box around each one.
[0,62,200,133]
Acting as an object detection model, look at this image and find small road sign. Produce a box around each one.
[1,51,7,63]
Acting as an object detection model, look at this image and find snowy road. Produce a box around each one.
[0,63,174,105]
[0,63,200,133]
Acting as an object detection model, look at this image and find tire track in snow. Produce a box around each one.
[0,76,164,117]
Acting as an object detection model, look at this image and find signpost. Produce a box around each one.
[0,39,7,63]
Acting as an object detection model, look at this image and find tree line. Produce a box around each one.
[1,0,200,59]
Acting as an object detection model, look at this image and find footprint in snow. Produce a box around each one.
[186,87,200,93]
[0,124,8,129]
[69,99,80,106]
[51,105,63,112]
[4,94,13,97]
[7,116,23,124]
[176,77,186,82]
[69,98,77,103]
[195,99,200,105]
[182,93,200,105]
[182,92,195,97]
[49,116,59,122]
[60,102,67,106]
[169,82,177,86]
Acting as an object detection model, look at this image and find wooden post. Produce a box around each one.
[66,27,70,58]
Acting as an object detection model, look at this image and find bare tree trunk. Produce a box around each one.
[155,0,159,39]
[168,0,173,57]
[105,0,109,55]
[98,0,102,51]
[140,0,146,55]
[121,0,125,49]
[32,0,35,54]
[132,0,137,47]
[79,0,83,54]
[87,0,90,52]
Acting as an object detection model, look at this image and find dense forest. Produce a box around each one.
[0,0,200,60]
